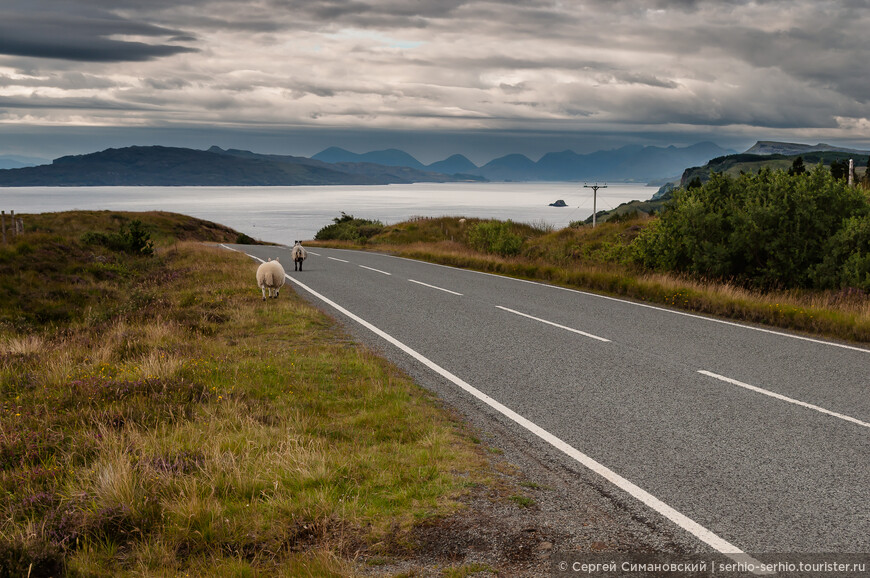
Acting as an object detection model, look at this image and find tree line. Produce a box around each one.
[632,164,870,291]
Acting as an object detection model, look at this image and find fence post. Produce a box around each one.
[1,211,6,244]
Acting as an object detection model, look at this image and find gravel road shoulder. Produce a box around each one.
[327,322,710,577]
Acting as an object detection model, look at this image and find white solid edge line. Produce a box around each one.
[328,256,349,263]
[699,370,870,429]
[408,279,463,296]
[359,264,392,276]
[272,266,767,573]
[496,305,610,342]
[377,253,869,355]
[235,248,770,573]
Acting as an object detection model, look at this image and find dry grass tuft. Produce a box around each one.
[1,231,484,576]
[312,217,870,343]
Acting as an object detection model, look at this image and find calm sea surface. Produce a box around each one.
[0,182,658,246]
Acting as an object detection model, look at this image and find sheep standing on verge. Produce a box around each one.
[291,241,307,271]
[256,258,285,300]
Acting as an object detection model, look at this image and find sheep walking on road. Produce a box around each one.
[292,241,307,271]
[256,258,285,300]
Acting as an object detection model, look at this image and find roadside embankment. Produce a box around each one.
[2,211,686,576]
[310,214,870,344]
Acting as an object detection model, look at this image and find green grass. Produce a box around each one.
[0,212,486,576]
[508,495,535,508]
[311,216,870,343]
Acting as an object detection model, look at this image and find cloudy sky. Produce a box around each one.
[1,0,870,163]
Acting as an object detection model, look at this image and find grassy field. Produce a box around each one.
[1,212,487,576]
[311,215,870,343]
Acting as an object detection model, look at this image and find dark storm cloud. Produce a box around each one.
[0,1,198,62]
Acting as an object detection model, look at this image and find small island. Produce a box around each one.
[549,199,568,207]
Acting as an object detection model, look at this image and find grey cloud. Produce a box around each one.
[0,94,151,111]
[2,0,870,152]
[0,2,198,62]
[144,77,192,90]
[603,72,680,89]
[0,72,118,90]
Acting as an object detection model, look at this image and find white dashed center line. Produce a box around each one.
[359,265,392,275]
[408,279,463,296]
[699,370,870,429]
[496,305,611,342]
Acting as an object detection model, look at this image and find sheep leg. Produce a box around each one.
[261,286,267,301]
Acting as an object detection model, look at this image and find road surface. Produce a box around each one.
[228,244,870,565]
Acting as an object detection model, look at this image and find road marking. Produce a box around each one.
[328,256,349,263]
[408,279,462,296]
[496,306,610,342]
[268,267,767,572]
[359,264,392,276]
[307,250,321,256]
[232,247,768,572]
[382,254,869,355]
[699,370,870,429]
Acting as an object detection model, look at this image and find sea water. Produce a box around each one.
[0,182,658,246]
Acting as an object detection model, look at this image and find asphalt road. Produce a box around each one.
[229,244,870,562]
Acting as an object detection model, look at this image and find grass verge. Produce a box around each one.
[1,212,486,576]
[309,216,870,344]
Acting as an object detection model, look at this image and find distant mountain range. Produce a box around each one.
[313,142,735,183]
[0,146,482,187]
[0,141,737,186]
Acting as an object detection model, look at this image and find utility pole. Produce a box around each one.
[584,183,607,227]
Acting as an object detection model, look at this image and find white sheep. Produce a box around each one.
[291,241,307,271]
[256,258,286,300]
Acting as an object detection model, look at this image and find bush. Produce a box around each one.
[81,220,154,256]
[314,213,384,242]
[467,220,524,256]
[632,166,870,289]
[812,215,870,290]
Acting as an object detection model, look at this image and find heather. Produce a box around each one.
[0,211,483,576]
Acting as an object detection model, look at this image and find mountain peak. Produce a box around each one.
[312,147,424,168]
[427,154,478,174]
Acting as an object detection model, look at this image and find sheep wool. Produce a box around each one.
[291,241,308,271]
[256,258,286,300]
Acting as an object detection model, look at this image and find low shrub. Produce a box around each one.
[81,219,154,256]
[467,220,523,256]
[315,212,384,242]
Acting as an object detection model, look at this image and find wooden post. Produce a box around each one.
[1,211,6,244]
[9,211,14,238]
